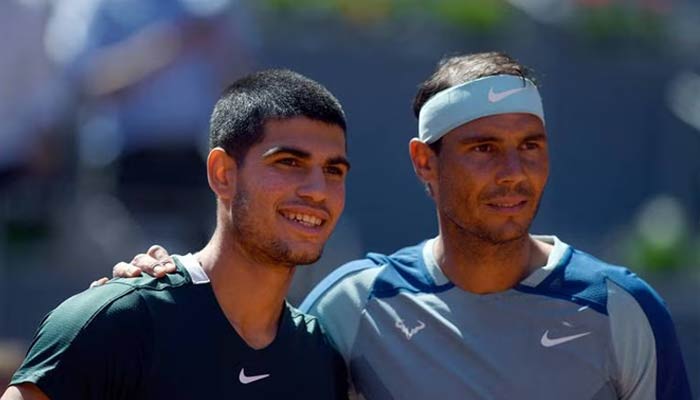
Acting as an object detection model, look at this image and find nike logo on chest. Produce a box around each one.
[239,368,271,384]
[540,330,592,347]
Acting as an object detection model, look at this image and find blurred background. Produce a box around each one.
[1,0,699,393]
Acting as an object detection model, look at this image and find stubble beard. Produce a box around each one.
[474,183,543,244]
[230,189,324,267]
[467,219,530,245]
[447,193,542,246]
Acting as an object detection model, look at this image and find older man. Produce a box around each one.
[301,52,691,399]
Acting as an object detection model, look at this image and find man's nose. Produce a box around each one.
[496,150,527,185]
[297,167,328,203]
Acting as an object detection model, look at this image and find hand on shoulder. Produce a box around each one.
[90,244,177,288]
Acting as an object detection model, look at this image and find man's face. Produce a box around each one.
[228,117,349,266]
[432,113,549,244]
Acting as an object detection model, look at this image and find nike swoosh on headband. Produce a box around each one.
[488,87,526,103]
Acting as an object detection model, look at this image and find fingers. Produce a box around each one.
[147,244,170,260]
[113,261,144,278]
[131,253,158,268]
[145,244,176,277]
[89,277,109,288]
[111,246,177,279]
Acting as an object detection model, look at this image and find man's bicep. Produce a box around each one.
[1,384,50,400]
[10,287,152,399]
[607,277,692,399]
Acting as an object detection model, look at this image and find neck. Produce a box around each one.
[433,226,551,294]
[196,227,296,349]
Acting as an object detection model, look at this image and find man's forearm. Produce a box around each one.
[1,384,50,400]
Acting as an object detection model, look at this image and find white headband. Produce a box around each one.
[418,74,545,143]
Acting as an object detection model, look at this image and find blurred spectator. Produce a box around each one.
[59,0,255,169]
[44,0,258,259]
[0,0,73,279]
[0,0,67,185]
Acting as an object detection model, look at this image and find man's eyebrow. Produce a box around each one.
[327,156,351,171]
[523,133,547,141]
[262,146,351,170]
[459,132,547,145]
[262,146,311,159]
[459,135,502,145]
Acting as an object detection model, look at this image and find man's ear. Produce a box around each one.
[207,147,237,201]
[409,138,438,197]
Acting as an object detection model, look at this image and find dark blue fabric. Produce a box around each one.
[514,247,609,315]
[369,242,454,299]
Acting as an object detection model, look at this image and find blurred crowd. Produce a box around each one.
[1,0,256,273]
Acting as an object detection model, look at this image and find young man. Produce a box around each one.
[106,53,692,399]
[2,70,350,399]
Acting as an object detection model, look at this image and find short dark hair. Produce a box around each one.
[412,52,537,153]
[209,69,347,165]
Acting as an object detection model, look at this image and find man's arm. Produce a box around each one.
[607,273,693,399]
[9,284,152,399]
[1,384,49,400]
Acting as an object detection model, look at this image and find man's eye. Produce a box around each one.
[278,158,300,167]
[324,166,345,176]
[521,141,540,150]
[473,144,494,153]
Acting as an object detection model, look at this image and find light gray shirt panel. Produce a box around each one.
[306,266,383,363]
[607,280,657,400]
[351,288,617,400]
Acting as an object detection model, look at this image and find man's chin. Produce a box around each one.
[285,246,324,266]
[488,233,527,245]
[288,254,322,266]
[478,222,531,244]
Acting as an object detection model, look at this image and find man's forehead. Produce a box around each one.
[262,116,344,131]
[255,120,348,162]
[260,118,346,145]
[447,113,546,139]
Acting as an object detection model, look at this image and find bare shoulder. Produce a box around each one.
[1,384,49,400]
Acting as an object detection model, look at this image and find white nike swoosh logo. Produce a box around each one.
[540,330,591,347]
[488,87,526,103]
[239,368,270,384]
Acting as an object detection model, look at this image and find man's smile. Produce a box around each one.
[280,211,324,227]
[485,196,528,213]
[278,205,330,234]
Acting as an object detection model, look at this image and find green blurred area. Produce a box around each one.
[622,195,699,273]
[256,0,669,38]
[625,234,699,273]
[578,4,666,41]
